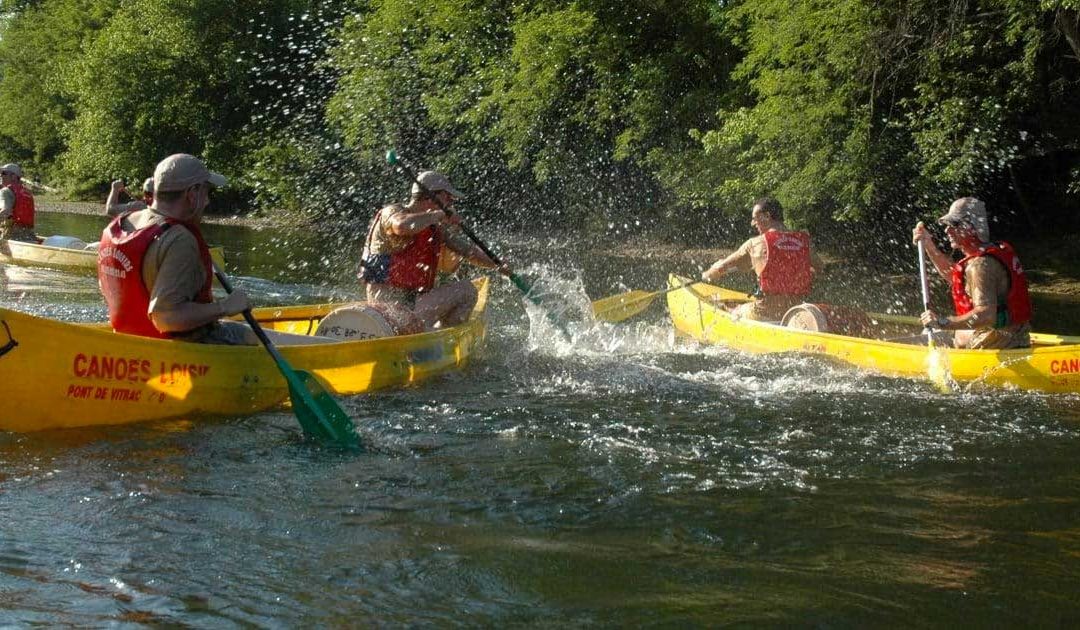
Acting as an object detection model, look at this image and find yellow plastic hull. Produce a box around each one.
[666,275,1080,394]
[0,279,488,432]
[1,238,227,272]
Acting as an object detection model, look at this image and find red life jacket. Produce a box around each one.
[98,213,214,338]
[759,230,813,296]
[5,182,34,228]
[950,241,1032,327]
[358,206,442,292]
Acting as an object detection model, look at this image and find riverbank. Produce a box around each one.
[37,198,1080,300]
[34,198,273,228]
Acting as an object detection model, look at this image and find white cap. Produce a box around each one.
[153,154,227,192]
[1,163,23,178]
[938,197,989,241]
[411,170,464,199]
[142,177,155,194]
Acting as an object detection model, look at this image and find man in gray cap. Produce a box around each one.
[106,176,156,217]
[359,170,501,329]
[0,163,37,242]
[912,197,1033,349]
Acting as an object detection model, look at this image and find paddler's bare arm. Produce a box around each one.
[912,221,952,282]
[150,290,250,333]
[442,224,500,270]
[387,208,448,236]
[702,240,751,282]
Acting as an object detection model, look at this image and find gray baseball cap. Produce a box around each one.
[1,163,22,178]
[153,154,227,193]
[411,170,464,199]
[938,197,989,241]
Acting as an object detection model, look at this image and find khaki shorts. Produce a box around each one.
[734,296,803,322]
[964,323,1032,350]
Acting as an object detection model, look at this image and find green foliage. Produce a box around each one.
[0,0,119,175]
[0,0,1078,239]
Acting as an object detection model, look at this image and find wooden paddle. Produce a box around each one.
[592,280,754,323]
[213,267,360,448]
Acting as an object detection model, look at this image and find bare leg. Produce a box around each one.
[413,280,479,329]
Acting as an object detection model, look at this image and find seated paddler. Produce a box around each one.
[0,163,37,243]
[359,170,500,329]
[911,197,1032,349]
[97,153,328,345]
[700,197,823,321]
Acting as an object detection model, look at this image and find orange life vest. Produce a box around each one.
[98,213,214,338]
[4,182,34,228]
[358,206,442,292]
[950,241,1032,327]
[758,230,813,296]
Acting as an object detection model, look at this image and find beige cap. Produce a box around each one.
[938,197,989,241]
[1,163,22,178]
[142,177,154,194]
[153,153,227,192]
[411,170,464,199]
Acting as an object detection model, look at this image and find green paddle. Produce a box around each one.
[213,267,360,448]
[384,149,540,305]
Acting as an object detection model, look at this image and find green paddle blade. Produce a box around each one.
[283,367,360,448]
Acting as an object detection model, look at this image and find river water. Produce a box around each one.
[3,213,1080,626]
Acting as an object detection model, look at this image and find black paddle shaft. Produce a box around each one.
[391,159,506,268]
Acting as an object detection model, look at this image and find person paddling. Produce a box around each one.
[0,163,37,243]
[359,170,501,329]
[912,197,1032,349]
[106,177,155,217]
[701,197,823,321]
[97,153,328,345]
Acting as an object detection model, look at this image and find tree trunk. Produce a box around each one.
[1055,9,1080,62]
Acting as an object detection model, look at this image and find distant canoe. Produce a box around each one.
[667,274,1080,394]
[1,237,227,273]
[0,278,488,432]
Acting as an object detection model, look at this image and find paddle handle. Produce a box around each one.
[918,243,931,312]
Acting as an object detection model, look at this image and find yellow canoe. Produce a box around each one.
[666,274,1080,394]
[1,237,227,272]
[0,278,488,432]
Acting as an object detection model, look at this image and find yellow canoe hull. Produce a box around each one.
[666,275,1080,394]
[0,279,488,432]
[1,238,227,272]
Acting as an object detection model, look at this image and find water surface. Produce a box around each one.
[3,214,1080,626]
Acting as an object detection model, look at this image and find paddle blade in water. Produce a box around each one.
[592,290,658,323]
[925,333,954,394]
[285,369,360,448]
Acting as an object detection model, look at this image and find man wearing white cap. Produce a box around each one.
[105,176,155,217]
[912,197,1032,349]
[0,163,37,243]
[359,170,500,329]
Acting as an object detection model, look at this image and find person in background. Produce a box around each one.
[912,197,1032,349]
[98,153,328,345]
[359,170,502,329]
[0,163,37,242]
[701,197,823,321]
[106,177,155,216]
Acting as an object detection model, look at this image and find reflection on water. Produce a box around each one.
[3,214,1080,624]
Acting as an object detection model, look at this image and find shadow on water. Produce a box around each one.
[4,213,1080,624]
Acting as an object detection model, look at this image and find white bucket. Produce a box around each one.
[315,303,423,341]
